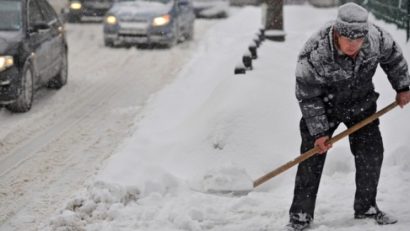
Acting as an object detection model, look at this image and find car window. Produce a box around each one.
[37,0,59,23]
[0,1,22,31]
[28,0,45,25]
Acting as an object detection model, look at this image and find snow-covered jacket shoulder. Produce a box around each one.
[296,23,334,85]
[367,24,410,90]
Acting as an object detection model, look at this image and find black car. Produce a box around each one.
[0,0,68,113]
[66,0,115,23]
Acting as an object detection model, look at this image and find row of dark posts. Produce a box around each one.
[234,0,285,74]
[234,28,265,75]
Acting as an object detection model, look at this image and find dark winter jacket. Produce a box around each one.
[295,22,410,137]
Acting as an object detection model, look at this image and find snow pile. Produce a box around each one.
[48,181,140,231]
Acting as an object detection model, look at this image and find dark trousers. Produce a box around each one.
[289,105,384,222]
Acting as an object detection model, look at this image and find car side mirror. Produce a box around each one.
[29,22,51,33]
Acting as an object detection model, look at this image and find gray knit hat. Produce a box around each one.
[334,3,369,39]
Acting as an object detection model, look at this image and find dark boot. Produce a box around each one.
[354,206,398,225]
[286,213,312,231]
[285,221,310,231]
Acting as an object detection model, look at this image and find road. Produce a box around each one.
[0,20,218,231]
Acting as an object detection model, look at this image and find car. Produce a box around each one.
[66,0,115,23]
[103,0,195,48]
[0,0,68,113]
[192,0,229,18]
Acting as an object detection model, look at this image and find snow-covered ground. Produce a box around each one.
[5,4,410,231]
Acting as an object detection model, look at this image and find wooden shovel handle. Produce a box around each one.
[253,101,398,188]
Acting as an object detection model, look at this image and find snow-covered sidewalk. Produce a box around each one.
[45,5,410,231]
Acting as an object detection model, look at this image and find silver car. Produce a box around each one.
[103,0,195,47]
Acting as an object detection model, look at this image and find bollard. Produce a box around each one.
[253,37,261,48]
[259,28,265,37]
[257,31,265,41]
[234,63,246,75]
[242,53,253,70]
[248,45,257,59]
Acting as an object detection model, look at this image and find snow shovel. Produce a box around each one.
[201,101,398,195]
[252,101,398,189]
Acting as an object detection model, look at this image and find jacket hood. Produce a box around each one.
[110,1,173,19]
[0,31,23,55]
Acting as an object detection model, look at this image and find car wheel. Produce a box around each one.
[48,51,68,89]
[6,63,34,113]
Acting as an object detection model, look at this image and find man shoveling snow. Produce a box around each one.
[288,2,410,231]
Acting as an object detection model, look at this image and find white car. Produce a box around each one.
[192,0,229,18]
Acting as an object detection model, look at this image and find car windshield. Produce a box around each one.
[0,1,22,31]
[119,0,171,4]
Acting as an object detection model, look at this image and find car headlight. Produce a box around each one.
[105,15,117,25]
[152,15,171,27]
[0,56,14,72]
[70,2,82,10]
